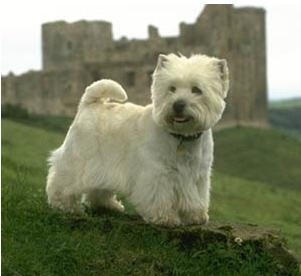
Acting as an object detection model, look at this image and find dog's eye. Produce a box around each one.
[169,86,176,93]
[191,86,203,95]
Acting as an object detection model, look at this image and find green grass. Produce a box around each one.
[213,127,301,257]
[211,173,301,256]
[2,118,301,275]
[214,127,301,190]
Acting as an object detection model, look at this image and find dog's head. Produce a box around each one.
[151,53,229,135]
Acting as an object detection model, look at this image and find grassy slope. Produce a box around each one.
[214,127,301,190]
[213,127,301,257]
[2,119,301,275]
[269,98,301,109]
[269,98,301,138]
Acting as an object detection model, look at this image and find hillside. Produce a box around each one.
[269,98,301,109]
[269,97,301,137]
[214,127,301,190]
[2,119,301,275]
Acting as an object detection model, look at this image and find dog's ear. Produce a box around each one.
[217,59,230,99]
[155,54,168,71]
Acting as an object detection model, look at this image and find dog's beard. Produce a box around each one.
[153,106,202,135]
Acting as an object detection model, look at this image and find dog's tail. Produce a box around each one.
[79,79,128,108]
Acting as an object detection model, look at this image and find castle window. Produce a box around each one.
[126,71,135,87]
[67,41,73,50]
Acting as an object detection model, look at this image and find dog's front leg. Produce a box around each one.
[178,177,210,225]
[130,173,181,227]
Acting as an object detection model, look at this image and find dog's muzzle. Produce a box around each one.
[171,100,193,123]
[173,100,186,114]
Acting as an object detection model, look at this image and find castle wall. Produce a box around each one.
[2,71,45,113]
[2,69,85,116]
[82,61,154,105]
[42,20,113,70]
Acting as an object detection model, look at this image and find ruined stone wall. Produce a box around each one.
[82,61,154,105]
[42,20,113,70]
[1,4,268,128]
[2,69,86,116]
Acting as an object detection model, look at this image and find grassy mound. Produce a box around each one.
[2,119,301,275]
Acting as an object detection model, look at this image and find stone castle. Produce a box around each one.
[1,4,268,127]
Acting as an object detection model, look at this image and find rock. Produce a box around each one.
[156,221,299,274]
[66,211,300,274]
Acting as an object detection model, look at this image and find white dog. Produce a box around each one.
[46,53,229,227]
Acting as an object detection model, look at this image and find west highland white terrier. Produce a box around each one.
[46,53,229,227]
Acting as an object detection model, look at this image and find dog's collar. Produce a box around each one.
[170,132,203,142]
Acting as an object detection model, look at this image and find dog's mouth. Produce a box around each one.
[172,116,192,124]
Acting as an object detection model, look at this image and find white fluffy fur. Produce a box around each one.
[46,53,229,226]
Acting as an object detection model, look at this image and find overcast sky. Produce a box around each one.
[1,1,301,100]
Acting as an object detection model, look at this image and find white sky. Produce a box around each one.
[1,1,301,100]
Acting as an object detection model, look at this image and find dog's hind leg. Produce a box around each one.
[46,184,83,214]
[48,191,83,214]
[46,167,83,214]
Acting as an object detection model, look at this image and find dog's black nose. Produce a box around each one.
[173,100,186,114]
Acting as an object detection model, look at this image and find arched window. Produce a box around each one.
[126,71,135,87]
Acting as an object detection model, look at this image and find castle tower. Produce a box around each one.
[230,7,268,126]
[42,20,113,70]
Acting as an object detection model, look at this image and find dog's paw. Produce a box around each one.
[106,198,125,213]
[147,213,182,227]
[84,196,125,215]
[181,209,209,225]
